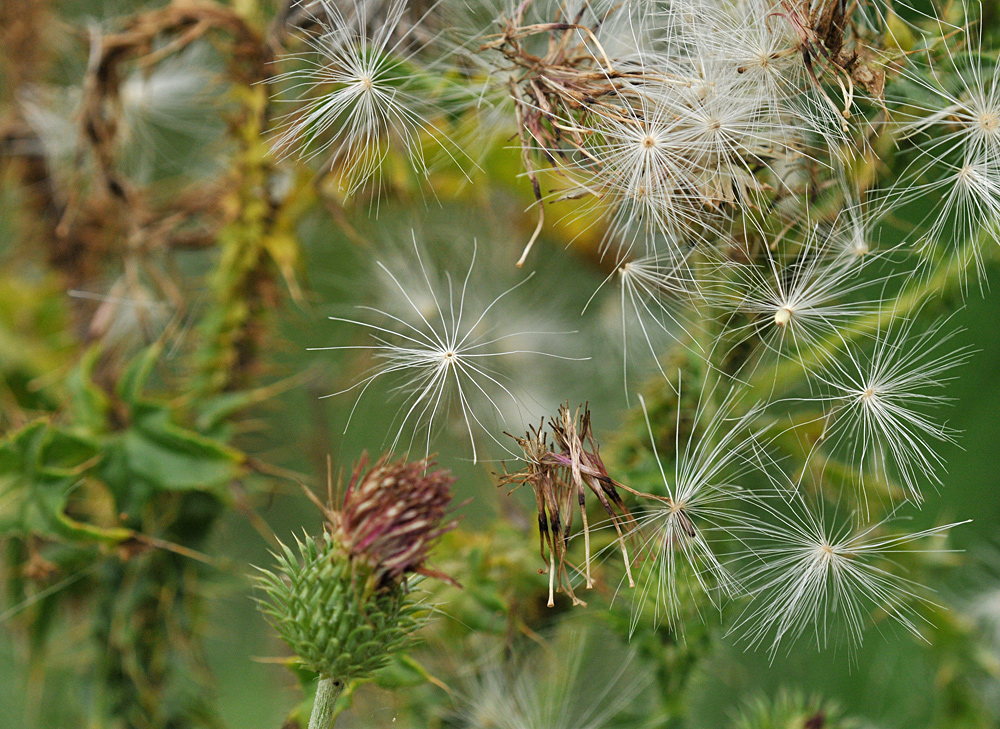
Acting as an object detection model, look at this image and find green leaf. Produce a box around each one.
[194,391,260,433]
[117,344,164,405]
[123,406,244,493]
[372,654,430,689]
[66,346,111,430]
[0,420,130,545]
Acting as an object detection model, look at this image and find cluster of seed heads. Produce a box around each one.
[256,0,997,667]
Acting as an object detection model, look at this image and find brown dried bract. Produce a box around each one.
[771,0,886,125]
[499,403,641,607]
[480,1,774,266]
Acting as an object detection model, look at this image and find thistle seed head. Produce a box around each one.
[499,404,637,606]
[774,305,794,327]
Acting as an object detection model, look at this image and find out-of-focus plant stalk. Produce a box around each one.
[200,82,311,392]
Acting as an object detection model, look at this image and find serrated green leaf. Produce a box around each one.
[0,420,129,545]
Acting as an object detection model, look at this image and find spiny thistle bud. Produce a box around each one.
[254,453,456,684]
[254,535,419,681]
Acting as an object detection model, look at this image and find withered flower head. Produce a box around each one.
[333,453,457,585]
[500,404,639,607]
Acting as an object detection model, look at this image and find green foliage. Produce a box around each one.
[921,602,1000,729]
[198,85,311,394]
[1,344,244,546]
[1,343,253,727]
[0,272,71,418]
[0,420,124,544]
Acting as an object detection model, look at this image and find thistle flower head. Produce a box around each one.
[254,452,456,681]
[254,535,419,680]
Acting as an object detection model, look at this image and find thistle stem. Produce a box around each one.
[308,677,344,729]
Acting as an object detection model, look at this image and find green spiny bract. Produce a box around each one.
[255,535,420,681]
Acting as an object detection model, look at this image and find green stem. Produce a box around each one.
[307,677,344,729]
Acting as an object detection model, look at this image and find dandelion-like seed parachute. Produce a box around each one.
[116,42,225,178]
[811,314,974,504]
[585,243,701,397]
[311,235,584,463]
[705,0,806,112]
[567,89,713,256]
[713,226,886,372]
[269,0,465,195]
[456,628,651,729]
[624,385,765,633]
[730,493,969,659]
[888,27,1000,274]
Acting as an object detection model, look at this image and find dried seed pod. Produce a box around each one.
[499,404,638,607]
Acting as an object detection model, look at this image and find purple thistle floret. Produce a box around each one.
[334,453,457,586]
